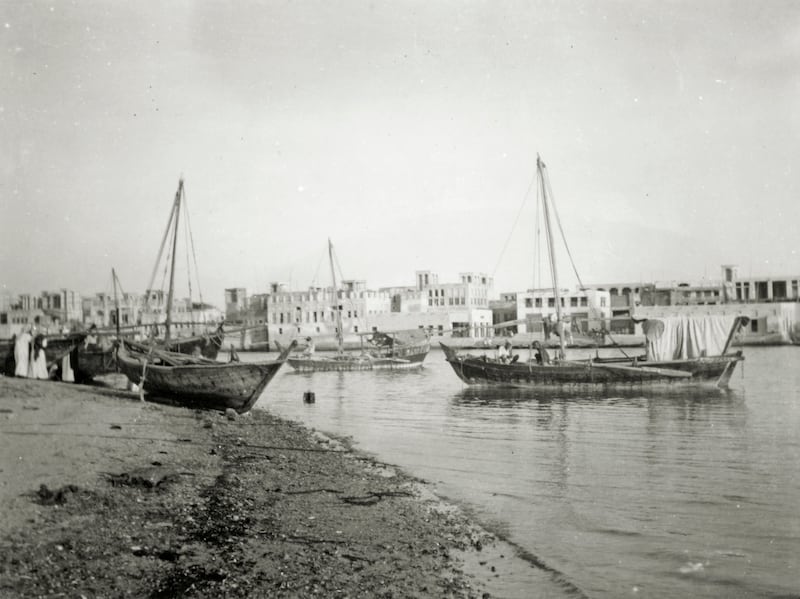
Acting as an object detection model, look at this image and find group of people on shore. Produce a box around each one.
[6,328,49,379]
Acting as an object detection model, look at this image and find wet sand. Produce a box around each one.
[0,374,514,598]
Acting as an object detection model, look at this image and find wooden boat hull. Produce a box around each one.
[287,342,430,373]
[440,343,744,389]
[75,328,224,381]
[167,329,224,360]
[74,346,117,381]
[116,342,289,413]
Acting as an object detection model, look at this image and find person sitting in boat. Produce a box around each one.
[497,342,510,363]
[503,339,520,363]
[302,337,315,357]
[532,341,550,365]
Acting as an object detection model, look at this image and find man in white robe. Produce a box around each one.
[14,329,32,377]
[28,334,49,379]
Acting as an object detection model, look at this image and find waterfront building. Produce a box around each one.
[82,291,143,330]
[138,289,223,332]
[511,288,612,336]
[224,269,495,348]
[406,270,494,338]
[0,289,83,338]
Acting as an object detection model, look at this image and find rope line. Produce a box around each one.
[492,170,537,278]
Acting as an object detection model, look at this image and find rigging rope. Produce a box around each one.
[540,163,629,357]
[144,197,177,312]
[542,170,584,292]
[158,219,175,306]
[182,187,205,313]
[491,170,537,279]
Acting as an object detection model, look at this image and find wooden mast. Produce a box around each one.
[112,268,121,337]
[164,179,183,345]
[538,155,566,360]
[328,239,344,354]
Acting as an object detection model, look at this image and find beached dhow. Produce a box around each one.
[116,178,291,412]
[117,339,293,413]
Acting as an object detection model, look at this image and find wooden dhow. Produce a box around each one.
[442,155,748,390]
[286,331,430,373]
[284,239,430,373]
[442,315,748,389]
[117,339,294,413]
[116,178,291,411]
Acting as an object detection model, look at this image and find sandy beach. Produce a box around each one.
[0,374,507,598]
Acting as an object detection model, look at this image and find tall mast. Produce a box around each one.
[112,268,121,337]
[328,238,344,353]
[538,155,566,359]
[164,178,183,345]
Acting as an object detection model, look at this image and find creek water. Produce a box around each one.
[247,345,800,598]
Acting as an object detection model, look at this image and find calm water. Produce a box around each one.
[247,346,800,598]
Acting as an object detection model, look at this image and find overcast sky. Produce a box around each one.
[2,1,799,304]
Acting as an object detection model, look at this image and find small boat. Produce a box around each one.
[286,330,431,372]
[117,339,294,413]
[116,178,291,412]
[442,155,748,390]
[284,240,430,372]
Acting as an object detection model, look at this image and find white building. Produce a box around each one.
[514,287,611,335]
[254,269,496,347]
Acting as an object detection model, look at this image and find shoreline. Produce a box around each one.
[0,374,550,598]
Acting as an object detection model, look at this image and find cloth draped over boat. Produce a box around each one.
[777,303,800,345]
[643,315,736,361]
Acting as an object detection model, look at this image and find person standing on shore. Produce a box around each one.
[14,328,32,377]
[28,334,49,379]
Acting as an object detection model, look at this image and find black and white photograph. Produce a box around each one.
[2,2,798,597]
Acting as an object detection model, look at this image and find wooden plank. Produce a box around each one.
[590,362,692,378]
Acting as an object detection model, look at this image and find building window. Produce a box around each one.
[548,298,555,307]
[581,297,588,307]
[535,298,542,308]
[570,297,578,307]
[600,297,607,307]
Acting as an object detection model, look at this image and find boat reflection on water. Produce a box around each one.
[449,384,747,419]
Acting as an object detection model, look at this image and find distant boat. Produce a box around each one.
[442,155,748,389]
[284,239,430,372]
[116,178,292,412]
